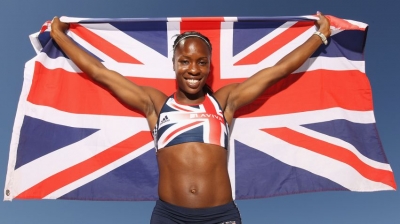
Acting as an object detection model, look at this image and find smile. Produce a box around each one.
[186,79,199,84]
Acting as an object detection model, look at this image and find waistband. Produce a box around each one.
[151,199,241,224]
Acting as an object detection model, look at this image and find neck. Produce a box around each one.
[175,89,206,105]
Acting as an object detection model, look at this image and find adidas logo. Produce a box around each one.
[160,115,170,125]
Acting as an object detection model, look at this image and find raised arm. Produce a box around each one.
[217,12,331,123]
[50,17,166,127]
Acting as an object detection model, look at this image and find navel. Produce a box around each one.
[190,188,197,194]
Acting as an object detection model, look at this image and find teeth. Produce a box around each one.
[187,79,199,84]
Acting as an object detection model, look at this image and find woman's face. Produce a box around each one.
[173,37,211,97]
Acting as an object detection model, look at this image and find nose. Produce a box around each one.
[188,62,200,75]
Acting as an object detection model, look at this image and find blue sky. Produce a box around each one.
[1,0,399,223]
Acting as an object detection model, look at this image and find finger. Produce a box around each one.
[314,11,323,24]
[316,11,325,17]
[51,16,58,25]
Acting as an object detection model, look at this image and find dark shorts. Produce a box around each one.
[150,199,242,224]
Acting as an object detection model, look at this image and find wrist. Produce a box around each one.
[319,29,330,38]
[313,31,328,45]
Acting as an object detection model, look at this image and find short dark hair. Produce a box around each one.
[172,31,212,52]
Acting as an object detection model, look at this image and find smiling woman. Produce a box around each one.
[50,12,330,224]
[173,32,212,102]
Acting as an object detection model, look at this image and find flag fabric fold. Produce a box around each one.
[4,15,396,201]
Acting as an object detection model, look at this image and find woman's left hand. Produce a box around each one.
[315,11,331,39]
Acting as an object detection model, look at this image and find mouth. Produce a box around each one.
[186,78,199,84]
[184,78,202,88]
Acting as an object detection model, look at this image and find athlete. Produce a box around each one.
[50,12,331,224]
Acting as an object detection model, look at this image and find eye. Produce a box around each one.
[199,60,208,66]
[180,60,189,65]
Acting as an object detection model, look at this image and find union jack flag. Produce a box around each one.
[4,15,396,201]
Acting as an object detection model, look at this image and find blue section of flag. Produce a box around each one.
[38,32,51,51]
[332,30,367,55]
[235,140,348,199]
[15,116,99,169]
[232,21,286,56]
[110,21,168,57]
[59,148,159,201]
[312,30,366,61]
[41,38,67,59]
[302,120,387,163]
[41,35,103,61]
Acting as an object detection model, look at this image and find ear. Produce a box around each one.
[172,57,175,71]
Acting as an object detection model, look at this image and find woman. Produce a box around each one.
[51,12,330,224]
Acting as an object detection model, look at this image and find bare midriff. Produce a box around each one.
[156,142,233,208]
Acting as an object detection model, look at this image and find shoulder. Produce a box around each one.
[142,86,168,103]
[142,86,168,113]
[213,83,240,110]
[140,86,169,130]
[213,83,240,125]
[142,86,168,97]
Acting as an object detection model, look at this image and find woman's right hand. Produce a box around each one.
[50,17,69,39]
